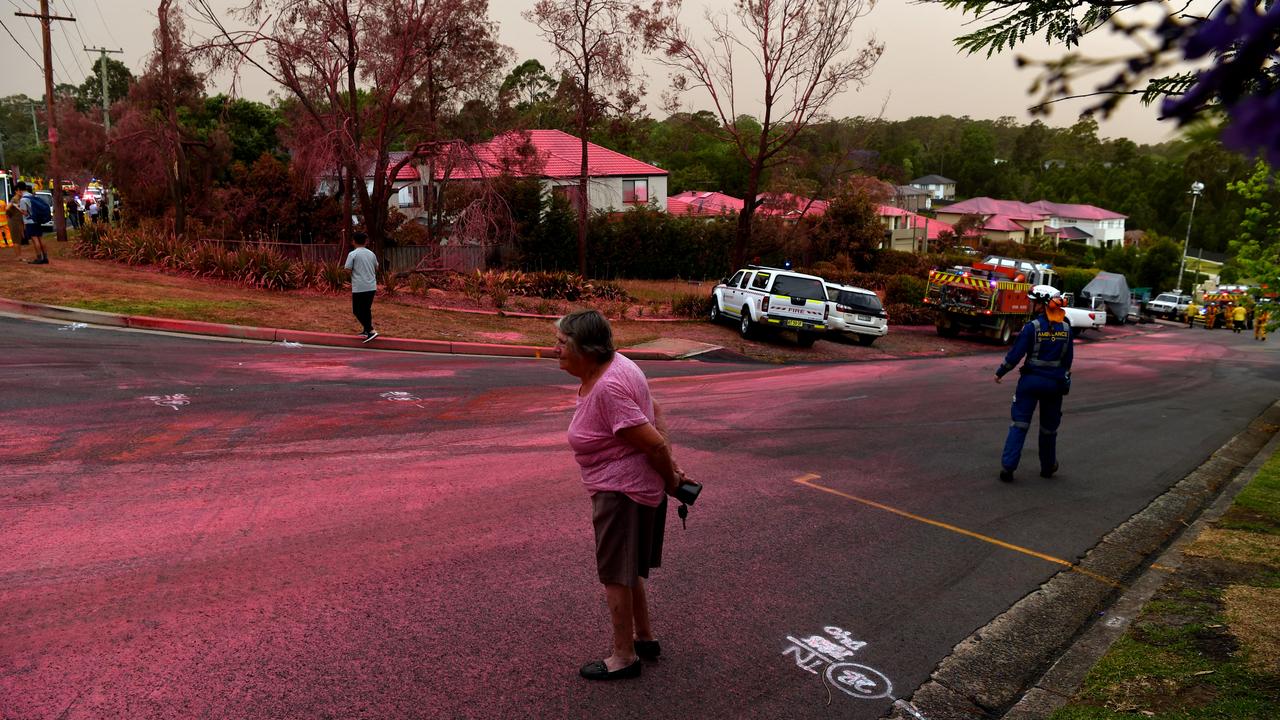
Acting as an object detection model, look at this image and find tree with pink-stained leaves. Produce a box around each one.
[105,1,216,235]
[525,0,676,277]
[659,0,884,270]
[191,0,508,252]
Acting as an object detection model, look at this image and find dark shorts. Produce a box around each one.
[24,224,44,240]
[591,492,667,587]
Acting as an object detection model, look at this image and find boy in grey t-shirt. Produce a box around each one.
[343,232,379,342]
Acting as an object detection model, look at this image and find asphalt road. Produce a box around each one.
[2,316,1277,719]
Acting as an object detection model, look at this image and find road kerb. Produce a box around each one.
[1,296,679,360]
[886,400,1280,720]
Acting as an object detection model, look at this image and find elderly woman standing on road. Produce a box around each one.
[555,309,688,682]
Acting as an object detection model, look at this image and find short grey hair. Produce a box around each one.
[555,309,615,363]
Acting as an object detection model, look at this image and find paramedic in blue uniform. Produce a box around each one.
[994,285,1074,482]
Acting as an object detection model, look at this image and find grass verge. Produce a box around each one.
[0,237,996,363]
[1050,452,1280,719]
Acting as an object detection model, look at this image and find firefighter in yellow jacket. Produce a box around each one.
[1257,308,1270,342]
[1232,303,1248,333]
[1185,300,1198,328]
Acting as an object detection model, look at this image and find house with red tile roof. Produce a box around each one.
[427,130,668,214]
[878,205,956,252]
[667,190,745,217]
[934,196,1126,248]
[756,192,829,219]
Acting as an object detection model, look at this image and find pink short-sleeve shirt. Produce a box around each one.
[568,354,665,507]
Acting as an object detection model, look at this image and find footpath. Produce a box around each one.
[1037,431,1280,720]
[889,407,1280,720]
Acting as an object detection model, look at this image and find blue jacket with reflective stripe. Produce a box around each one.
[995,315,1074,381]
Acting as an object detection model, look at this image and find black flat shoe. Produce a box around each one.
[635,639,661,661]
[1040,463,1059,479]
[999,468,1015,483]
[579,659,641,681]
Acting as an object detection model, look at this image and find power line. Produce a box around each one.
[53,2,88,79]
[88,0,117,49]
[0,18,42,71]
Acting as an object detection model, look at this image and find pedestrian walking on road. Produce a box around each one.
[14,182,49,264]
[995,285,1074,483]
[343,232,379,343]
[1232,303,1247,333]
[555,309,691,682]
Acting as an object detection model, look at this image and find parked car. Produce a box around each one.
[823,282,888,346]
[709,266,831,347]
[1146,292,1192,320]
[34,191,55,231]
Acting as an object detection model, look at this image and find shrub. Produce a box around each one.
[378,269,399,297]
[672,292,713,318]
[526,271,589,301]
[1057,266,1100,298]
[407,273,429,295]
[318,262,348,292]
[872,250,931,277]
[885,275,928,305]
[588,279,633,302]
[885,303,936,326]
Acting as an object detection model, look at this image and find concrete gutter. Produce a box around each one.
[0,297,679,361]
[886,401,1280,720]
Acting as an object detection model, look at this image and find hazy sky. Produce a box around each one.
[1,0,1186,144]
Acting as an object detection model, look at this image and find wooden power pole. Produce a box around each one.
[85,46,123,223]
[16,1,75,243]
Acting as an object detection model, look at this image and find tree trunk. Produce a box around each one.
[340,166,353,253]
[577,133,588,278]
[734,161,764,269]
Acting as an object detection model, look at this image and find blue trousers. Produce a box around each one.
[1001,374,1064,472]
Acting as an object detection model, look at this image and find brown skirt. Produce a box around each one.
[591,492,667,587]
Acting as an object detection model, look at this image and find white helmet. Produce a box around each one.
[1028,285,1062,304]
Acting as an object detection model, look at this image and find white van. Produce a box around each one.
[823,283,888,346]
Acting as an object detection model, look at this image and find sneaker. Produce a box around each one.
[361,330,379,344]
[999,468,1015,483]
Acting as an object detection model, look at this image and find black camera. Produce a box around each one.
[673,481,702,506]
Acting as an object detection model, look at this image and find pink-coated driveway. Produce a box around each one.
[2,316,1277,719]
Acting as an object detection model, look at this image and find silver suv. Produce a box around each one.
[710,266,830,347]
[824,282,887,346]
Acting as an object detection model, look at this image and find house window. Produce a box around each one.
[622,179,648,205]
[398,185,422,208]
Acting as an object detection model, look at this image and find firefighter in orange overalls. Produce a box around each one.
[1257,308,1270,342]
[1205,303,1219,329]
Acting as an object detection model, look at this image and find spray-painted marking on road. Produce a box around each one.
[141,394,191,411]
[381,391,422,402]
[782,625,892,700]
[793,473,1122,588]
[59,322,88,331]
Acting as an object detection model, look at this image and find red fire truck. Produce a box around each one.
[924,256,1058,343]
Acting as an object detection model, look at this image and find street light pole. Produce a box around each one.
[1178,181,1205,293]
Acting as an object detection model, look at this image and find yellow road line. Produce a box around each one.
[793,473,1121,588]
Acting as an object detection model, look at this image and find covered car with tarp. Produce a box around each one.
[1081,271,1132,324]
